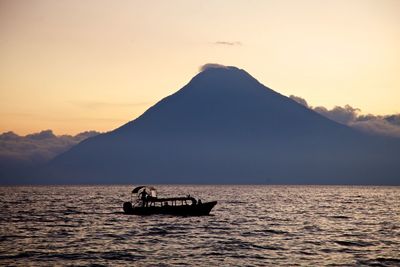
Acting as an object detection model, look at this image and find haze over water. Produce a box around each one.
[0,185,399,266]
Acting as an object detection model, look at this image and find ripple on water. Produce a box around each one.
[334,240,376,247]
[0,185,399,266]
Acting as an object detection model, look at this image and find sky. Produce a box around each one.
[1,0,399,135]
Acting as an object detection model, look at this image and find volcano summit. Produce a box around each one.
[45,65,400,185]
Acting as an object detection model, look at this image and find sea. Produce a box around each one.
[0,185,399,266]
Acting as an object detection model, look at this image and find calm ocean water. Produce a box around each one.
[0,185,399,266]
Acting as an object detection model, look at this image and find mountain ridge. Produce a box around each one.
[43,66,400,185]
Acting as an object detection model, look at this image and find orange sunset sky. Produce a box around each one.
[1,0,399,135]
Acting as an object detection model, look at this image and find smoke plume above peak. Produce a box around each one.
[199,63,229,72]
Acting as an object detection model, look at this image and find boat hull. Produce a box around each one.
[123,201,217,216]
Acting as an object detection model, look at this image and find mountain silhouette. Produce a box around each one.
[44,65,400,184]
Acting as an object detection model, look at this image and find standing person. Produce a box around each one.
[140,189,148,207]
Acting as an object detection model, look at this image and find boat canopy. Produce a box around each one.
[132,186,146,193]
[132,186,157,197]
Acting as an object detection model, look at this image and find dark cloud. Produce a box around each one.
[214,41,242,46]
[381,114,400,127]
[0,130,100,165]
[289,95,309,108]
[290,95,400,138]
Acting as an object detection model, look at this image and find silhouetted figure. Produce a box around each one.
[198,199,202,205]
[140,189,148,207]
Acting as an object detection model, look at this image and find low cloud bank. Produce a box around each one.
[0,130,100,165]
[2,95,399,170]
[290,95,400,138]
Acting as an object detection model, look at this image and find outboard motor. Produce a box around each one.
[123,202,133,214]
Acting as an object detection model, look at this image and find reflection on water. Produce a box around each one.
[0,185,399,266]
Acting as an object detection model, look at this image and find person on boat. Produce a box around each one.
[198,199,202,205]
[140,189,148,207]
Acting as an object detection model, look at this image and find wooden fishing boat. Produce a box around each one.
[123,186,217,216]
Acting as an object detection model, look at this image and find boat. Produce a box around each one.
[122,186,217,216]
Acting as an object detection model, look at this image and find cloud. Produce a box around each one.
[381,114,400,127]
[199,63,229,72]
[214,41,242,46]
[289,95,309,108]
[350,118,400,138]
[26,129,56,140]
[290,95,400,138]
[0,130,100,165]
[313,105,360,125]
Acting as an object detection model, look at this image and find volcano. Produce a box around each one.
[45,65,400,184]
